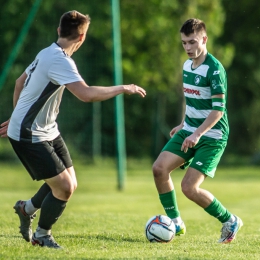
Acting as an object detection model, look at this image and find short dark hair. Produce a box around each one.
[180,18,206,36]
[59,10,91,40]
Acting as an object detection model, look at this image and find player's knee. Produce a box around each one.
[152,163,164,179]
[181,181,194,199]
[73,180,78,191]
[61,181,75,200]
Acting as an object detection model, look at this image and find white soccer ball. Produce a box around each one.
[145,215,176,243]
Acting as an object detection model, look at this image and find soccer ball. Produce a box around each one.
[145,215,176,243]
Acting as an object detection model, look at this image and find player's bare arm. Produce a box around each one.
[181,94,224,153]
[170,118,185,138]
[0,72,27,138]
[13,72,27,107]
[65,81,146,102]
[0,120,9,138]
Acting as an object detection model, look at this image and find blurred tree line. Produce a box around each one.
[0,0,259,162]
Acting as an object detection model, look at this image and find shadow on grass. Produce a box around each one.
[59,233,145,243]
[0,234,24,239]
[1,233,144,243]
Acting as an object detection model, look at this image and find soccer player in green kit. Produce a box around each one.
[152,18,243,243]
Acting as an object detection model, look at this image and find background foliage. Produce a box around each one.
[0,0,259,162]
[219,1,260,156]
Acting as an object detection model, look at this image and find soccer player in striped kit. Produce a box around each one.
[152,18,242,243]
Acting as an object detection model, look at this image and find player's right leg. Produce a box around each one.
[152,150,186,235]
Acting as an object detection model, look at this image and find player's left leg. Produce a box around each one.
[13,200,37,242]
[207,200,243,243]
[13,183,51,242]
[183,138,243,243]
[9,138,54,242]
[181,167,213,207]
[14,164,74,244]
[181,167,242,243]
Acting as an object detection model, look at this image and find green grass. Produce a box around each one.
[0,158,259,259]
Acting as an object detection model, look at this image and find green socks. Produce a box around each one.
[204,197,231,223]
[159,192,232,223]
[159,190,180,219]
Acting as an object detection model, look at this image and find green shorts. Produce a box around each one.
[162,130,227,178]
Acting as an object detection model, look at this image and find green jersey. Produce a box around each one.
[182,53,229,141]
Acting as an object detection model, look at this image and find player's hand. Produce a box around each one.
[181,133,200,153]
[123,84,146,97]
[170,125,183,138]
[0,119,10,138]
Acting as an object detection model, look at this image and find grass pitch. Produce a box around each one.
[0,158,259,259]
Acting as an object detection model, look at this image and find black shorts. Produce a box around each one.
[9,135,73,181]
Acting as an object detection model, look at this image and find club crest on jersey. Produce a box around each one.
[212,80,217,89]
[194,75,201,85]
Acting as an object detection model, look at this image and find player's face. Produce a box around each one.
[181,32,207,60]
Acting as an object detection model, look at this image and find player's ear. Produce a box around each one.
[57,27,60,36]
[79,33,84,41]
[203,36,208,44]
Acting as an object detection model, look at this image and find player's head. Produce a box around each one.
[180,18,207,59]
[180,18,207,37]
[58,10,91,41]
